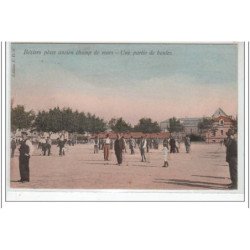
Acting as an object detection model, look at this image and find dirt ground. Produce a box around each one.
[10,142,231,190]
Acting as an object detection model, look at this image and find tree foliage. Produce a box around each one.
[32,107,107,133]
[134,118,161,133]
[109,117,132,132]
[198,117,213,131]
[11,105,169,134]
[11,105,35,131]
[230,117,237,133]
[198,117,218,136]
[168,117,183,133]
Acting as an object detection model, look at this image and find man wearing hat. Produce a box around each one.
[18,131,33,182]
[225,129,237,189]
[139,135,147,162]
[114,133,125,165]
[11,137,17,158]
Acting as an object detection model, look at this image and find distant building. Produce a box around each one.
[179,117,202,135]
[204,108,235,143]
[159,108,236,141]
[160,117,202,135]
[160,120,170,132]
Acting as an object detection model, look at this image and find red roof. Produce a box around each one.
[213,115,233,122]
[91,131,170,139]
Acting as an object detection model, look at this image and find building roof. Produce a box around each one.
[213,116,233,122]
[212,108,227,118]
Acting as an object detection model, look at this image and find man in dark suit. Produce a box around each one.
[169,136,176,153]
[139,136,147,162]
[225,129,237,189]
[18,131,33,183]
[114,133,125,165]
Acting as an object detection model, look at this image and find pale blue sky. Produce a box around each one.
[11,43,238,124]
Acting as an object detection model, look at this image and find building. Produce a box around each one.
[204,108,235,143]
[159,108,236,142]
[212,107,228,118]
[160,117,202,135]
[160,120,170,132]
[179,117,202,135]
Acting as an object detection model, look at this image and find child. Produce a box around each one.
[94,136,99,154]
[162,142,169,167]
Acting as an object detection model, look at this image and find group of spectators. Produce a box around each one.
[11,129,237,189]
[93,134,192,167]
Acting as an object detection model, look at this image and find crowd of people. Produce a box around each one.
[11,129,238,189]
[92,133,192,167]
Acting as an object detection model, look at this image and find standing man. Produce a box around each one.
[11,137,17,158]
[146,136,150,153]
[103,134,111,161]
[46,136,52,156]
[169,136,176,153]
[225,129,238,189]
[129,136,136,155]
[139,135,147,162]
[175,138,179,153]
[58,136,65,156]
[184,135,191,153]
[114,133,125,165]
[40,136,47,156]
[18,131,33,183]
[121,135,127,153]
[94,135,99,154]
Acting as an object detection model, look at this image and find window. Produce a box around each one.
[221,130,223,135]
[219,119,224,126]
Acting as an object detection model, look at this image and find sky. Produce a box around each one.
[10,43,238,125]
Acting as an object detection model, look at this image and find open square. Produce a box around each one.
[10,142,231,190]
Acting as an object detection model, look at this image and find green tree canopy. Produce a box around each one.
[109,117,132,132]
[33,107,106,133]
[11,105,35,131]
[134,118,161,133]
[198,117,213,131]
[198,117,219,136]
[168,117,183,133]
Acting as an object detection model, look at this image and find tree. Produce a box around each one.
[34,107,107,133]
[11,105,35,131]
[109,117,132,132]
[198,117,218,140]
[108,118,117,130]
[134,118,161,133]
[230,116,237,133]
[168,117,183,133]
[198,117,213,133]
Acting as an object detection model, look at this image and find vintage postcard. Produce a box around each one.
[5,42,245,201]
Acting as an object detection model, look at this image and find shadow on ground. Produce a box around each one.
[192,174,230,180]
[153,178,230,190]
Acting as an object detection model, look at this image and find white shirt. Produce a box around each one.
[141,139,147,149]
[23,139,34,156]
[105,138,111,144]
[40,138,46,144]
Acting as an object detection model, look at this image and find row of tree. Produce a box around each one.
[13,105,236,135]
[12,105,175,133]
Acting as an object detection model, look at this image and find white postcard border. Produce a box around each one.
[5,42,245,202]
